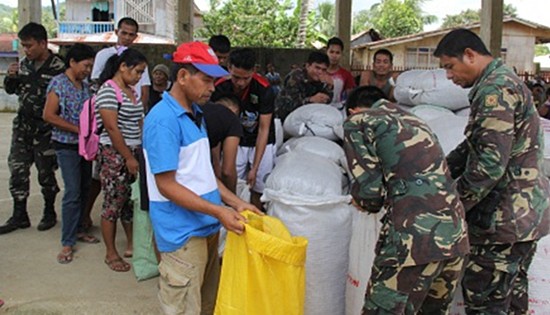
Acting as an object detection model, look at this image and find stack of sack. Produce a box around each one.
[263,151,353,315]
[265,107,354,315]
[282,104,344,141]
[394,69,471,111]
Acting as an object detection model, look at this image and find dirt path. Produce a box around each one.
[0,113,161,314]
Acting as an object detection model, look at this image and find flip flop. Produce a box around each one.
[104,258,131,272]
[57,249,74,264]
[123,250,133,258]
[77,234,100,244]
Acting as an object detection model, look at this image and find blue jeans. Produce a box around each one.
[56,148,92,247]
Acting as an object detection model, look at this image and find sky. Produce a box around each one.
[1,0,548,31]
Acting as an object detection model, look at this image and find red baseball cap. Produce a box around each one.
[172,41,229,78]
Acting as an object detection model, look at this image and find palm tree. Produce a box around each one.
[296,0,311,48]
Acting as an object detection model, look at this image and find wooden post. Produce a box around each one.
[18,0,41,27]
[480,0,503,58]
[177,0,194,44]
[335,0,352,69]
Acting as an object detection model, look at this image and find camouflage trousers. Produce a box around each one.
[363,255,465,315]
[462,241,537,315]
[8,115,59,202]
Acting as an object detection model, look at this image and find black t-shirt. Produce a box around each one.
[147,82,172,113]
[203,102,243,148]
[212,74,275,147]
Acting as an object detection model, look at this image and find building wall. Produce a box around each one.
[66,0,114,22]
[502,23,537,73]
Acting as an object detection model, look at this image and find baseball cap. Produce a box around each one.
[172,41,229,78]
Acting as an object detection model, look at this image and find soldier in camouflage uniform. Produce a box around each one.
[434,28,550,314]
[0,23,64,235]
[343,86,470,314]
[274,51,333,121]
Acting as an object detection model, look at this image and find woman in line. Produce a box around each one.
[43,43,98,264]
[96,48,147,272]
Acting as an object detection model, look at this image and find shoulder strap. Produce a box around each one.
[105,79,124,106]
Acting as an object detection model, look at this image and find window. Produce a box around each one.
[405,47,439,69]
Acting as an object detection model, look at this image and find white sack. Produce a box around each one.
[425,115,468,155]
[528,235,550,312]
[262,151,352,315]
[266,151,345,198]
[278,136,348,170]
[263,195,353,315]
[410,104,455,122]
[394,69,470,110]
[345,210,385,315]
[274,117,284,150]
[455,107,471,117]
[283,103,344,141]
[540,118,550,159]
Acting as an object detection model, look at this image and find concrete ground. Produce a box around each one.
[0,112,161,314]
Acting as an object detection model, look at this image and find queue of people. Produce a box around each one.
[1,18,549,315]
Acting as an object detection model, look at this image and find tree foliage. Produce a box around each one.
[312,1,335,44]
[196,0,321,48]
[0,4,65,37]
[441,4,517,29]
[352,9,374,35]
[535,44,550,57]
[368,0,436,38]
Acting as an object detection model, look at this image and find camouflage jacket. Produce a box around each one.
[4,51,65,121]
[274,67,332,121]
[344,99,470,267]
[446,59,550,245]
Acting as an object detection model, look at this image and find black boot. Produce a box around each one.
[37,197,57,231]
[0,200,31,235]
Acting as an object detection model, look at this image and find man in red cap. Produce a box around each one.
[143,41,260,314]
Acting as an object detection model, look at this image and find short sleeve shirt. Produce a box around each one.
[95,82,143,146]
[143,91,221,252]
[329,67,356,103]
[202,102,243,148]
[213,74,275,147]
[91,46,151,99]
[47,73,91,144]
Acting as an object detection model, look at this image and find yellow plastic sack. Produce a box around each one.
[215,211,308,315]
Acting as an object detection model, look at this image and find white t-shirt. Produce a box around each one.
[91,46,151,99]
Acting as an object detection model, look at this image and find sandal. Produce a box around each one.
[123,249,133,258]
[77,234,100,244]
[57,249,74,264]
[104,257,131,272]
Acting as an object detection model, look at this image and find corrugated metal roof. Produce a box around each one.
[353,17,550,50]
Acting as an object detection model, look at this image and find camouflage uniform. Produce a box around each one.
[274,67,332,121]
[3,52,64,220]
[446,59,550,314]
[344,99,470,314]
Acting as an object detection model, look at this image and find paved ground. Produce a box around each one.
[0,112,161,314]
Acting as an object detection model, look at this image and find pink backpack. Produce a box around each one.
[79,79,123,161]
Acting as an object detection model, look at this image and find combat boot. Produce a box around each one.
[0,200,31,235]
[37,197,57,231]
